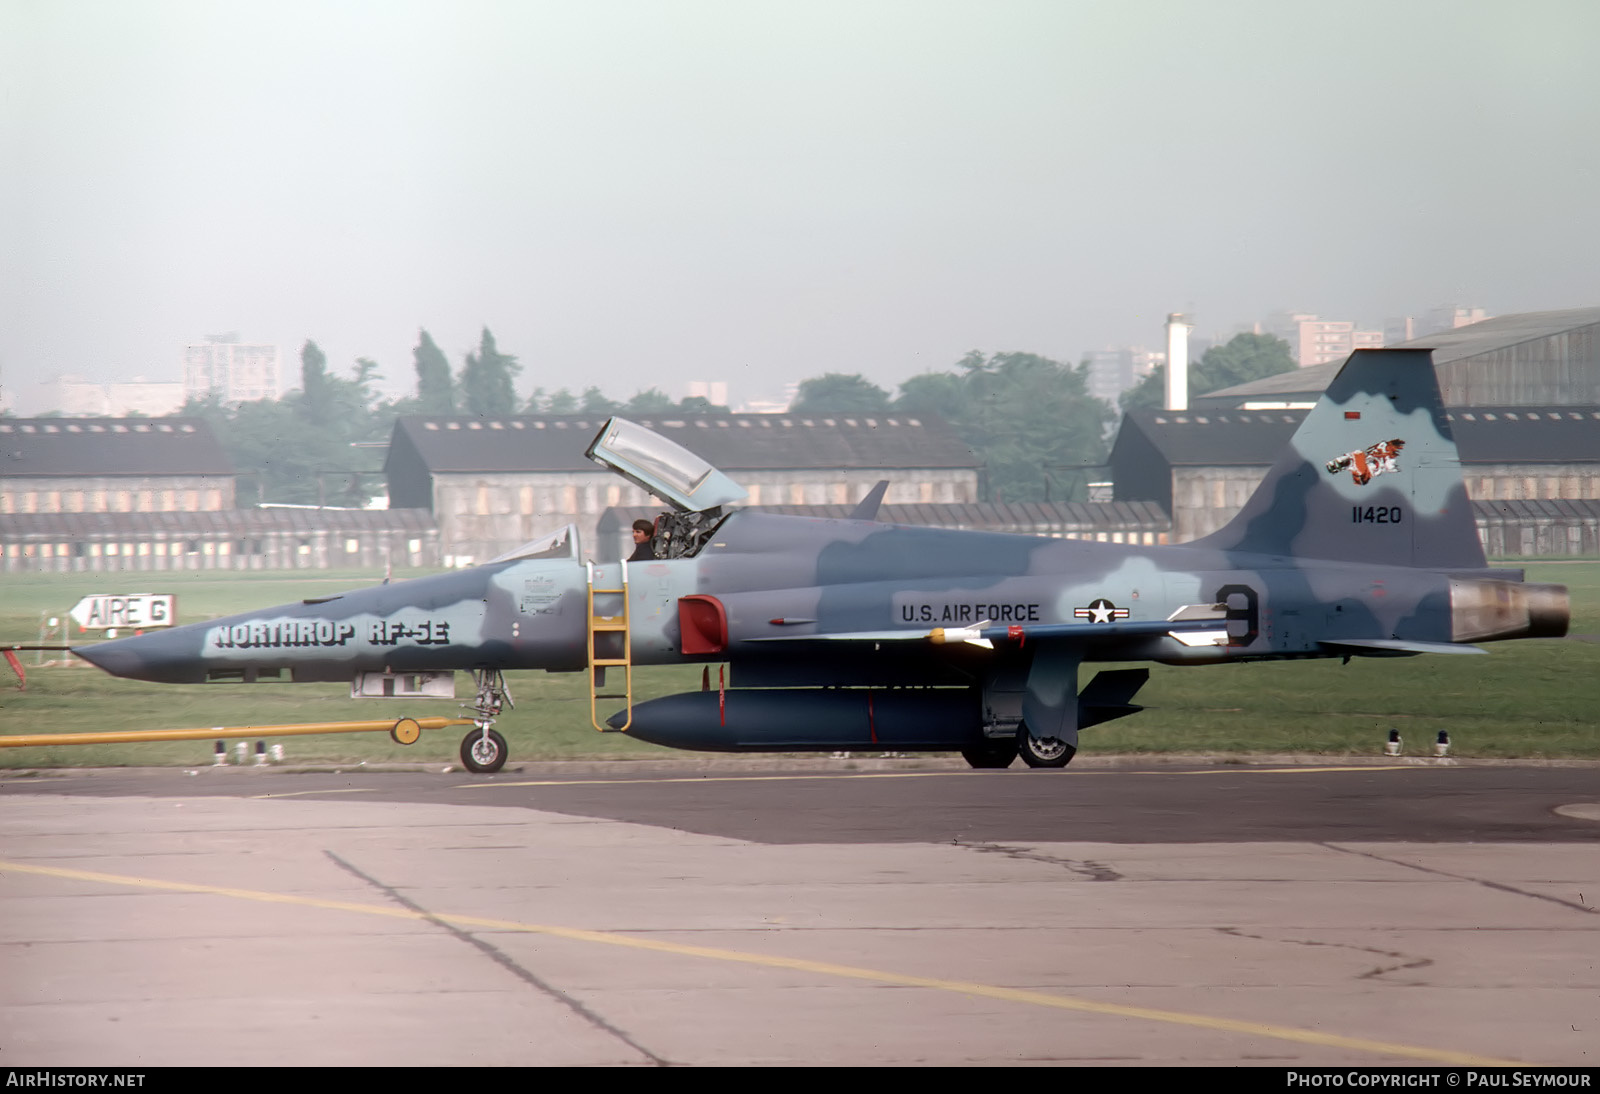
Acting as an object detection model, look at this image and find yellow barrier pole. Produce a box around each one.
[0,716,477,749]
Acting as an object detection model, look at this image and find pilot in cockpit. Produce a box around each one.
[628,518,658,562]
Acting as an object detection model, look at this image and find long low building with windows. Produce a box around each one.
[384,413,983,564]
[595,501,1173,562]
[0,507,440,574]
[0,418,441,573]
[0,417,234,516]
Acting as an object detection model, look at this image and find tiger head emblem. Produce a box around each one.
[1325,439,1405,486]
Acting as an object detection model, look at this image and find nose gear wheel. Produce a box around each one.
[458,669,514,774]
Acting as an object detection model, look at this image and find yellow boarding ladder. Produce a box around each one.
[586,560,633,732]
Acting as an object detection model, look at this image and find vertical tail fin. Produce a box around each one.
[1193,349,1484,570]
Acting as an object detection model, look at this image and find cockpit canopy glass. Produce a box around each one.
[585,417,748,512]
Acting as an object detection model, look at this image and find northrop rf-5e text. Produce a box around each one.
[78,350,1569,771]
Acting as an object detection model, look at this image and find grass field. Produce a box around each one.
[1,562,1596,767]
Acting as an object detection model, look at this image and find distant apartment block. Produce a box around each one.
[1266,314,1385,367]
[1424,305,1490,336]
[735,380,799,414]
[1386,306,1491,344]
[1084,346,1162,405]
[685,380,729,407]
[183,336,280,405]
[40,375,185,417]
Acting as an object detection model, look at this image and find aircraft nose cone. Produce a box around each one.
[73,629,205,683]
[72,638,136,677]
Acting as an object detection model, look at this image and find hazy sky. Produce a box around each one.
[4,0,1598,412]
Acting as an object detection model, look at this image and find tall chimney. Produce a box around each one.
[1164,313,1192,411]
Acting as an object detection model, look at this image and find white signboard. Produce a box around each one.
[69,594,177,630]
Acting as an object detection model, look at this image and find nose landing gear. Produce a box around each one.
[459,669,514,774]
[460,727,508,773]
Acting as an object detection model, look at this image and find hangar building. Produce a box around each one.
[596,500,1172,562]
[1193,306,1600,409]
[384,413,982,564]
[0,418,439,574]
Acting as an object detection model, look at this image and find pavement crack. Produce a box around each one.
[958,842,1123,881]
[1322,843,1600,918]
[1217,927,1434,984]
[323,850,671,1066]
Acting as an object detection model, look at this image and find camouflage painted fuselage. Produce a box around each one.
[74,509,1546,686]
[77,349,1570,764]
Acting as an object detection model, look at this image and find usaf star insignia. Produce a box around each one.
[1074,598,1130,624]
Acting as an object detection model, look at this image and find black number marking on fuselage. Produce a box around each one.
[1213,583,1259,647]
[1352,506,1403,524]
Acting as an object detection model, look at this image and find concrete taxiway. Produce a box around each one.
[1,759,1597,1067]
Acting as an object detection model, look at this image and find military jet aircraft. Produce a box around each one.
[76,349,1569,772]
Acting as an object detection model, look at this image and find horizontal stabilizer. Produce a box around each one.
[1077,668,1150,730]
[1319,638,1486,657]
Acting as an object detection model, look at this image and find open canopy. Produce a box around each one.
[585,417,748,512]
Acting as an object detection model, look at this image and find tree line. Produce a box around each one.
[789,355,1112,503]
[173,327,732,506]
[779,334,1292,502]
[171,326,1293,508]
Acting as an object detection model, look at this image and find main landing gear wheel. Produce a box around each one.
[961,740,1019,769]
[1017,724,1076,769]
[460,728,508,774]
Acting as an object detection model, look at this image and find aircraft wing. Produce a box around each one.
[1318,638,1486,656]
[748,616,1230,650]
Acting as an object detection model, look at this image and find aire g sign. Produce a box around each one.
[69,594,177,630]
